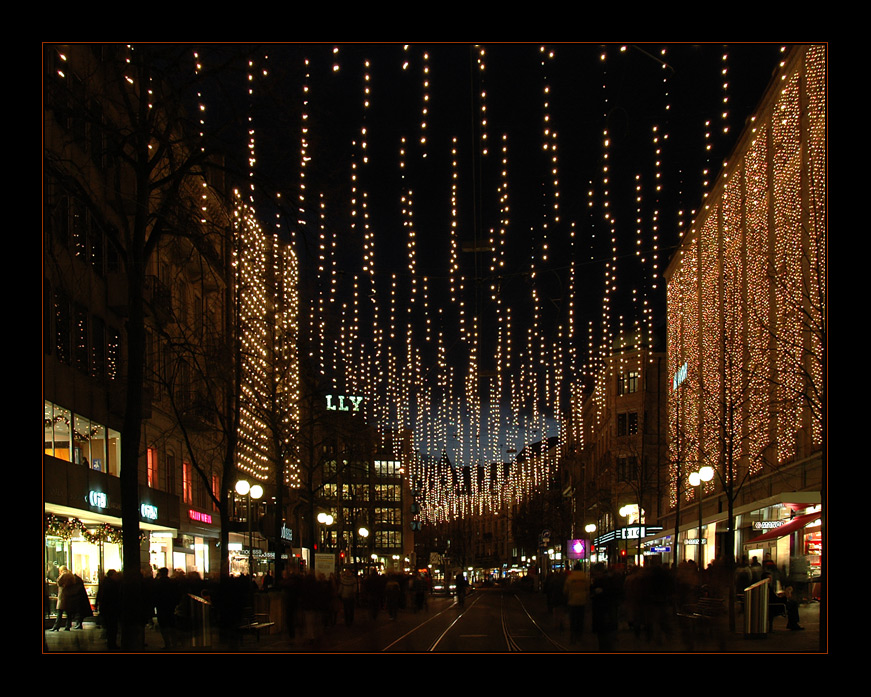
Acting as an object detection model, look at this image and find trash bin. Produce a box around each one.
[744,578,770,639]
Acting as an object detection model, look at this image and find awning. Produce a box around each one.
[747,512,821,544]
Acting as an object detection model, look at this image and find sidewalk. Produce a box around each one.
[43,593,824,654]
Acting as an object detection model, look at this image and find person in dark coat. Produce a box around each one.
[154,567,181,649]
[96,569,122,650]
[591,563,620,652]
[50,566,82,631]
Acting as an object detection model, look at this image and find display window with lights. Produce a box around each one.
[44,400,121,476]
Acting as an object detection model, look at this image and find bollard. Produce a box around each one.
[743,578,770,639]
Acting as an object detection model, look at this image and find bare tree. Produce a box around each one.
[45,44,239,650]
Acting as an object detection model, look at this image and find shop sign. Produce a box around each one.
[189,509,212,524]
[753,520,784,530]
[685,538,707,545]
[88,490,107,509]
[619,525,647,540]
[651,546,671,553]
[325,394,363,412]
[280,523,293,542]
[140,503,158,521]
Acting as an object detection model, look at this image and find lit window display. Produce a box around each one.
[44,400,120,476]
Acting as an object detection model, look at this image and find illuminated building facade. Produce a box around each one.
[662,45,825,577]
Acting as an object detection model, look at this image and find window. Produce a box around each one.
[183,462,193,504]
[44,401,119,476]
[375,530,402,549]
[617,412,639,436]
[374,507,401,525]
[618,370,639,396]
[54,289,71,365]
[212,474,220,511]
[106,327,121,381]
[374,460,401,477]
[375,484,401,502]
[147,447,158,488]
[617,456,639,482]
[166,453,176,496]
[91,316,105,379]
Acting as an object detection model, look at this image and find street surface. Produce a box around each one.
[44,586,823,653]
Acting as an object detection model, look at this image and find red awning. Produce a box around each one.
[747,512,821,544]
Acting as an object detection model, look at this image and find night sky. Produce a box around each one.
[187,43,787,460]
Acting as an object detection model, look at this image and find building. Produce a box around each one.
[660,45,825,583]
[44,45,233,613]
[291,388,414,574]
[568,341,669,566]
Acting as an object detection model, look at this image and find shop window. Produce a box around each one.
[45,401,72,461]
[105,428,120,476]
[45,401,116,474]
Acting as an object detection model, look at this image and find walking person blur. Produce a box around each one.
[455,571,468,608]
[154,567,180,649]
[563,562,590,643]
[50,566,82,631]
[591,563,620,651]
[386,573,402,620]
[338,568,358,625]
[96,569,121,650]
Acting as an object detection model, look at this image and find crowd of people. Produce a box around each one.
[543,555,809,650]
[47,555,810,651]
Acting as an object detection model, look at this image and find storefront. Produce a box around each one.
[640,492,821,580]
[44,451,180,618]
[742,499,822,597]
[174,506,221,577]
[44,506,178,618]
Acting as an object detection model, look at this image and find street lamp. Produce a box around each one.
[357,526,369,572]
[317,511,335,552]
[235,479,263,576]
[585,523,597,567]
[688,466,715,570]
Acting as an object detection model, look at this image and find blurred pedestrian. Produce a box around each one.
[96,569,121,650]
[563,562,590,643]
[591,563,620,651]
[50,566,82,631]
[338,569,358,625]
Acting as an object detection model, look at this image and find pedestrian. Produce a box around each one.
[96,569,121,650]
[386,573,401,620]
[591,563,620,651]
[455,571,468,607]
[563,562,590,643]
[50,566,81,631]
[154,567,181,649]
[412,572,427,612]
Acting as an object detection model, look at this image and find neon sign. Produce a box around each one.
[88,490,107,509]
[189,510,212,524]
[140,503,158,520]
[325,394,363,412]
